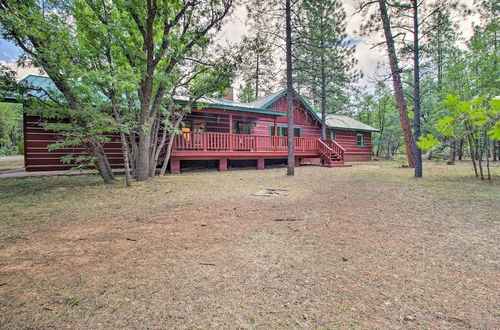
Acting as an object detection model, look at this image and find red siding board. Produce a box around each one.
[24,115,125,171]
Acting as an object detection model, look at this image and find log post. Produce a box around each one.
[257,158,265,170]
[219,158,228,171]
[229,114,233,151]
[273,117,278,152]
[170,157,181,174]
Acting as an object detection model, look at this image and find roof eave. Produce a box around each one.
[210,104,287,116]
[327,126,380,133]
[174,99,286,116]
[259,89,287,109]
[1,96,18,102]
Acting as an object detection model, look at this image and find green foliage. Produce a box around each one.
[355,82,403,158]
[293,0,359,113]
[0,0,236,181]
[0,103,23,155]
[241,0,282,100]
[238,78,257,103]
[417,94,500,150]
[67,296,79,308]
[417,134,440,150]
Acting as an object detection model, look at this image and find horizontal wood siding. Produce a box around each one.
[253,96,321,137]
[262,94,372,156]
[333,130,372,156]
[24,115,124,171]
[185,111,229,133]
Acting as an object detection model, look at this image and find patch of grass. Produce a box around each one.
[67,296,80,308]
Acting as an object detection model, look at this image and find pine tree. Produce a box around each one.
[293,0,359,139]
[240,1,282,101]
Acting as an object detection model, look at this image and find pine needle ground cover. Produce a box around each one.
[0,161,498,328]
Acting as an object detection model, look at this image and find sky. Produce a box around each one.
[0,0,478,94]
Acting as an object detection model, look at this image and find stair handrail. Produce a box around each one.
[330,139,345,152]
[317,139,333,164]
[318,138,333,151]
[324,139,345,162]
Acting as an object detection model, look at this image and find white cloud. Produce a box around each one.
[221,0,481,95]
[0,59,43,81]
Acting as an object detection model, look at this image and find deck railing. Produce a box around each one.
[318,139,332,160]
[173,132,323,153]
[324,139,345,161]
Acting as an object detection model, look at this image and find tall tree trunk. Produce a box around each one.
[102,148,115,181]
[255,53,260,99]
[458,138,463,160]
[485,131,491,181]
[492,140,498,162]
[160,113,186,176]
[160,134,175,176]
[94,157,114,184]
[436,11,443,90]
[89,143,114,184]
[320,54,327,140]
[377,0,416,167]
[413,0,423,177]
[286,0,295,176]
[137,130,152,181]
[451,141,456,163]
[110,95,132,186]
[119,131,132,186]
[465,123,478,177]
[136,65,155,181]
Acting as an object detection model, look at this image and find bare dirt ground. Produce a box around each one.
[0,160,499,329]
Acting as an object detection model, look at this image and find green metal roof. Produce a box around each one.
[174,96,286,116]
[17,75,286,116]
[22,75,58,92]
[247,90,287,109]
[3,75,57,101]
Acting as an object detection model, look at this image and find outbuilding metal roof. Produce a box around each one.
[320,113,380,132]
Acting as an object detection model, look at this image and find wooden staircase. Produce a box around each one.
[318,139,350,167]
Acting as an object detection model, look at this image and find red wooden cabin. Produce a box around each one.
[16,75,379,173]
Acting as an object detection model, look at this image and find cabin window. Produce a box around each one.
[234,121,252,134]
[270,125,302,137]
[356,133,365,147]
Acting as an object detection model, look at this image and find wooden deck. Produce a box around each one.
[169,132,346,173]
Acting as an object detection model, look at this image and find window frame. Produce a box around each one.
[356,133,365,147]
[269,125,302,137]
